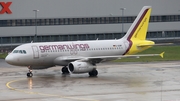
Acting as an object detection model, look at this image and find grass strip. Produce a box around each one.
[0,53,8,59]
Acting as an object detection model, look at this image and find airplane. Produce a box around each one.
[5,6,164,77]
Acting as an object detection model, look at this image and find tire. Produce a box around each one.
[61,67,69,74]
[27,72,33,77]
[89,69,98,77]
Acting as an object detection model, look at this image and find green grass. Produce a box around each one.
[0,53,8,59]
[114,46,180,62]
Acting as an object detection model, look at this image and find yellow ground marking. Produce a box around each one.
[6,78,99,101]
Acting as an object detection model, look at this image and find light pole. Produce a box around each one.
[120,8,126,34]
[33,10,39,42]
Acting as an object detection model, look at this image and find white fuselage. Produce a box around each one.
[5,39,129,68]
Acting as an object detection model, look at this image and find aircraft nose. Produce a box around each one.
[5,54,14,64]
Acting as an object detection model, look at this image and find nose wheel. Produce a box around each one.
[27,72,33,77]
[27,66,33,77]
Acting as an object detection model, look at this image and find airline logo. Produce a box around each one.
[0,2,12,14]
[39,43,90,52]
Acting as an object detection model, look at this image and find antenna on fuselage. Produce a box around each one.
[31,34,37,43]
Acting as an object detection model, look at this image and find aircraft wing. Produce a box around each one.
[60,52,164,63]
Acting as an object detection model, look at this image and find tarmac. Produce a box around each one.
[0,59,180,101]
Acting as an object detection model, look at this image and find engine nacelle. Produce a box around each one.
[68,61,96,73]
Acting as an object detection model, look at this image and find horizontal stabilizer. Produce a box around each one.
[137,43,173,47]
[123,52,165,58]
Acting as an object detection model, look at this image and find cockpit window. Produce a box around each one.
[13,50,19,53]
[13,50,27,54]
[19,50,23,53]
[23,50,26,54]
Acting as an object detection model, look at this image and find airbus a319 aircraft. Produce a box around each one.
[5,6,164,77]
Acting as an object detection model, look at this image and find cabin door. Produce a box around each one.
[32,46,39,59]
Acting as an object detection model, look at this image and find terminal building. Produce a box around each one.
[0,0,180,50]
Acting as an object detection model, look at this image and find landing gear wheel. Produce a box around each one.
[62,66,70,74]
[27,72,33,77]
[89,69,98,77]
[27,66,33,77]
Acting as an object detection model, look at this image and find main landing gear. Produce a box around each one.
[26,66,98,77]
[61,66,70,74]
[27,66,33,77]
[89,68,98,77]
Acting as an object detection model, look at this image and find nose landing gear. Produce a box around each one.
[27,66,33,77]
[27,72,33,77]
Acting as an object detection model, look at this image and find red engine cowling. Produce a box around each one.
[68,61,96,73]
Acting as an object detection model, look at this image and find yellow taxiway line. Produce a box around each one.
[6,78,99,101]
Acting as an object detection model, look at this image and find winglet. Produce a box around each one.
[160,52,165,58]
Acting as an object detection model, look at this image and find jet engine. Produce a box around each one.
[68,61,96,73]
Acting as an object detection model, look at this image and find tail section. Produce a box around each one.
[122,6,154,55]
[123,6,151,40]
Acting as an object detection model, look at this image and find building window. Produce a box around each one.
[51,35,59,41]
[36,36,42,42]
[12,37,21,43]
[69,18,73,25]
[42,36,50,42]
[45,19,49,25]
[100,17,105,24]
[64,19,69,25]
[49,19,54,25]
[25,19,31,26]
[54,19,59,25]
[1,37,11,44]
[69,35,77,41]
[73,18,78,24]
[96,34,104,40]
[87,34,95,40]
[22,36,31,43]
[78,34,86,40]
[60,35,68,41]
[127,17,132,23]
[0,15,180,27]
[7,20,12,26]
[105,33,113,39]
[105,17,109,23]
[109,17,114,23]
[1,31,180,44]
[114,33,122,39]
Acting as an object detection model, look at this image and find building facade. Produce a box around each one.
[0,0,180,48]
